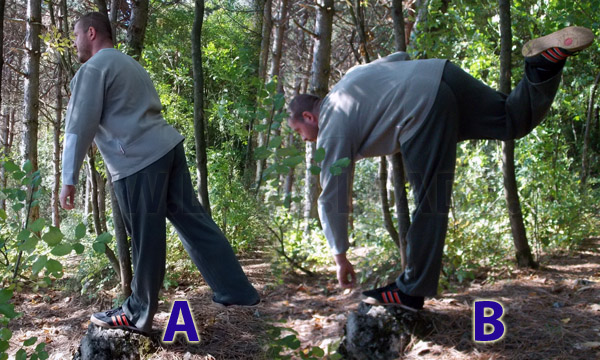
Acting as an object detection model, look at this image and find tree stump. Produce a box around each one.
[338,302,435,360]
[73,324,160,360]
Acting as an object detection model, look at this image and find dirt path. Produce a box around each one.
[6,240,600,359]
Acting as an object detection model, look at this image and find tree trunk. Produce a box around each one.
[94,0,108,17]
[499,0,536,268]
[126,0,149,61]
[303,0,334,236]
[109,0,120,46]
[23,0,41,229]
[390,0,410,270]
[52,64,62,228]
[254,0,273,189]
[191,0,211,214]
[581,70,600,185]
[0,0,6,211]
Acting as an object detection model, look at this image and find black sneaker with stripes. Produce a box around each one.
[361,282,424,311]
[90,306,147,335]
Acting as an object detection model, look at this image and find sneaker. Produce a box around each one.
[211,296,260,309]
[522,26,594,58]
[361,283,424,311]
[90,307,147,335]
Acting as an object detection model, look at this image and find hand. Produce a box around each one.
[334,253,356,289]
[60,184,76,210]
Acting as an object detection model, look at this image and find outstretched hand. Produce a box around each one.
[60,184,76,210]
[334,253,356,288]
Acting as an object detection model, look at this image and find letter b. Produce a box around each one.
[473,300,505,342]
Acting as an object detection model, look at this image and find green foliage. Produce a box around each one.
[265,324,340,359]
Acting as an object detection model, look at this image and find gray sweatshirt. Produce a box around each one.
[316,52,447,255]
[62,48,184,185]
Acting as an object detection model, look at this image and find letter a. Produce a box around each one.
[162,300,200,343]
[473,300,506,343]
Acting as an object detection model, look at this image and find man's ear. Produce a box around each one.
[88,26,97,41]
[302,111,317,125]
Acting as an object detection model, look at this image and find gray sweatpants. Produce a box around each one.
[396,62,561,297]
[113,142,259,332]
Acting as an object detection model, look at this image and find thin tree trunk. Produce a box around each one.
[52,64,62,228]
[0,0,6,211]
[94,0,108,17]
[192,0,211,214]
[581,70,600,185]
[499,0,536,268]
[255,0,273,189]
[109,0,120,45]
[304,0,334,237]
[23,0,41,223]
[390,0,410,270]
[126,0,149,61]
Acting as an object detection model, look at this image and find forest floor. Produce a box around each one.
[6,237,600,360]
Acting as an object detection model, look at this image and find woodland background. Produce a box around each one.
[0,0,599,359]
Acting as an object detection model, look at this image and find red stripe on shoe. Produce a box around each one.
[393,292,401,304]
[542,52,559,63]
[121,315,130,327]
[553,48,569,58]
[381,292,388,303]
[111,316,117,326]
[387,291,394,303]
[548,48,566,60]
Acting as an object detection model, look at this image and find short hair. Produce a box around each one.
[288,94,321,123]
[76,12,113,43]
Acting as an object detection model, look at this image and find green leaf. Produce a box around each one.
[0,208,6,220]
[254,146,272,161]
[32,256,47,274]
[276,147,300,157]
[50,244,72,256]
[2,161,19,173]
[18,236,38,253]
[92,242,106,253]
[0,328,11,341]
[309,165,321,175]
[0,341,8,353]
[265,80,277,94]
[15,349,27,360]
[332,157,351,168]
[268,136,283,149]
[0,289,12,303]
[73,243,85,254]
[282,155,304,168]
[42,226,64,246]
[12,171,25,181]
[96,232,112,244]
[0,303,18,319]
[17,229,31,242]
[12,203,24,212]
[273,93,285,111]
[45,259,63,276]
[310,346,325,357]
[314,148,326,163]
[23,337,37,346]
[29,218,45,233]
[75,223,86,240]
[22,160,33,173]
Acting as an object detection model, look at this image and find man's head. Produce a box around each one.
[288,94,321,142]
[73,12,113,63]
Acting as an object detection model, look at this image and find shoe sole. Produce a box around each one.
[361,296,421,312]
[90,315,149,336]
[522,26,594,57]
[211,300,260,309]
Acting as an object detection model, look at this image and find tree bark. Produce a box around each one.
[499,0,536,268]
[126,0,149,61]
[254,0,273,189]
[192,0,211,214]
[304,0,334,236]
[52,64,62,228]
[23,0,41,227]
[109,0,120,45]
[581,70,600,185]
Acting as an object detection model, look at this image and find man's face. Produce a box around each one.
[288,115,319,142]
[73,22,92,63]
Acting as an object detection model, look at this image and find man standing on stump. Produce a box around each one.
[60,12,259,335]
[288,26,594,311]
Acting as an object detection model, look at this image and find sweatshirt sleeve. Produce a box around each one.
[317,137,355,255]
[62,65,104,185]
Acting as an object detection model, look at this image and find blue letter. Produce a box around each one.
[473,300,506,343]
[162,300,200,343]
